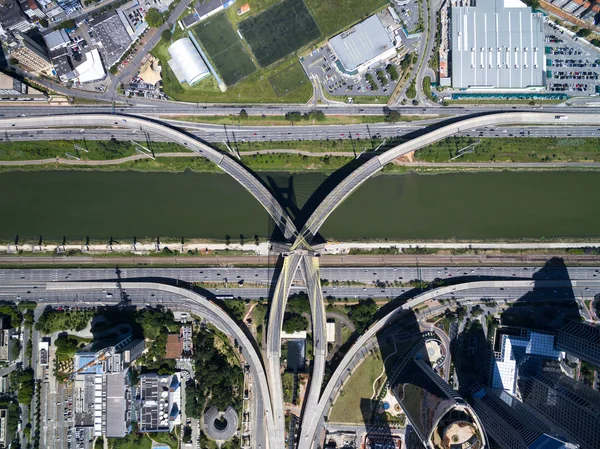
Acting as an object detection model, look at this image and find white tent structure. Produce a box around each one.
[167,38,210,86]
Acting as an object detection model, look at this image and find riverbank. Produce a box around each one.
[0,137,599,174]
[1,170,600,241]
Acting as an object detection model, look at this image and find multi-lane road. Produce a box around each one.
[1,265,599,285]
[2,103,600,120]
[1,123,599,147]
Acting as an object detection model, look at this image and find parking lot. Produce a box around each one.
[300,44,400,99]
[390,0,421,34]
[544,22,600,96]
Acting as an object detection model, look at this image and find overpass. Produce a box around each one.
[44,281,276,449]
[297,278,600,449]
[295,112,600,244]
[7,111,600,449]
[0,114,298,241]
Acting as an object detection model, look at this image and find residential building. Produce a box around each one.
[18,0,46,20]
[451,0,546,90]
[11,31,53,73]
[137,373,181,433]
[470,385,578,449]
[55,0,80,15]
[519,368,600,449]
[195,0,236,23]
[0,0,34,33]
[555,321,600,366]
[391,341,488,449]
[491,330,563,395]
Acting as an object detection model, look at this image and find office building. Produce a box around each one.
[73,337,144,438]
[471,385,577,449]
[555,321,600,366]
[137,373,181,433]
[391,341,488,449]
[44,29,70,51]
[11,31,53,73]
[519,369,600,449]
[491,330,563,395]
[0,409,7,448]
[451,0,545,90]
[0,318,13,363]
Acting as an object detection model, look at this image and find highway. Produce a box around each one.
[3,109,600,449]
[297,278,600,449]
[298,112,600,243]
[1,124,599,147]
[0,114,298,240]
[266,254,302,449]
[299,257,327,426]
[42,281,276,449]
[2,103,600,120]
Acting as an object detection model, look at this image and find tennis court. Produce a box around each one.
[239,0,321,67]
[193,13,256,86]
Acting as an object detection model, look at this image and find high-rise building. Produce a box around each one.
[470,385,577,449]
[555,321,600,366]
[10,31,53,74]
[491,330,563,395]
[391,339,488,449]
[518,369,600,449]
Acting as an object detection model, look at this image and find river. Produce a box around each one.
[1,170,599,242]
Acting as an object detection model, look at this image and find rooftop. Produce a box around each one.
[451,0,546,89]
[329,14,394,72]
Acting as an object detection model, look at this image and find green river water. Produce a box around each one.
[1,170,599,241]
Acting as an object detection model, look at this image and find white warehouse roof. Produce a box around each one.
[451,0,546,90]
[74,49,106,84]
[167,38,210,86]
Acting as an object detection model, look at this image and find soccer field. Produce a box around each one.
[193,14,256,86]
[239,0,321,67]
[304,0,389,37]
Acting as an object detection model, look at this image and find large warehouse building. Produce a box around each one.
[329,13,397,74]
[451,0,546,90]
[167,38,210,86]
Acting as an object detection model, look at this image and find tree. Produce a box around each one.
[145,8,164,28]
[384,109,401,122]
[239,109,248,120]
[282,313,308,333]
[576,28,592,38]
[346,298,377,333]
[161,29,172,41]
[386,64,399,81]
[39,18,49,28]
[9,57,18,65]
[285,111,302,122]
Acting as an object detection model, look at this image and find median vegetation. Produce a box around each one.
[416,137,600,163]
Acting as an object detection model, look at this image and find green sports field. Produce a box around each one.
[268,62,309,97]
[239,0,321,67]
[304,0,389,37]
[193,13,256,86]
